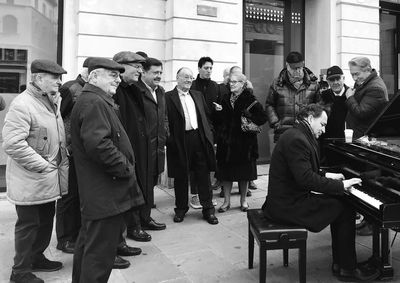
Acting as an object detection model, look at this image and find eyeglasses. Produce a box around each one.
[180,75,194,81]
[229,80,243,85]
[126,63,142,70]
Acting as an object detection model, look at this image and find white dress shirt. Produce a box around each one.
[143,81,158,103]
[177,88,198,131]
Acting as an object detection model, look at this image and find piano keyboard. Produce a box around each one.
[348,186,383,210]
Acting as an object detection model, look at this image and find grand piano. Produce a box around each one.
[325,93,400,280]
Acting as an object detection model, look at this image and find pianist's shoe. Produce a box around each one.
[337,266,380,282]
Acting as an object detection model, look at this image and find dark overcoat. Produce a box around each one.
[215,89,267,164]
[71,83,144,221]
[165,88,216,178]
[135,80,167,176]
[114,80,152,202]
[262,120,345,232]
[346,70,388,139]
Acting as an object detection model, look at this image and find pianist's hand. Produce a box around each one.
[325,172,345,180]
[342,178,362,190]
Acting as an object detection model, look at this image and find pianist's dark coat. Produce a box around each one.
[262,120,346,232]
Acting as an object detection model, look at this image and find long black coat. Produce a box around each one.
[135,80,168,176]
[114,80,152,202]
[71,83,144,220]
[262,120,345,232]
[215,89,267,164]
[165,88,216,178]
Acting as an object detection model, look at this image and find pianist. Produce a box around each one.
[262,104,380,282]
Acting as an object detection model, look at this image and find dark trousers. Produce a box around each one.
[126,174,158,231]
[56,157,81,244]
[174,130,214,215]
[72,213,125,283]
[13,202,55,274]
[330,200,357,270]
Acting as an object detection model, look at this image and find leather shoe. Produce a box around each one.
[112,256,130,269]
[337,267,380,282]
[31,258,63,272]
[218,205,230,213]
[173,212,186,223]
[56,241,75,254]
[142,219,166,230]
[203,214,219,225]
[117,242,142,256]
[10,271,44,283]
[127,229,152,242]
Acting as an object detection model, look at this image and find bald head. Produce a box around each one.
[176,67,194,92]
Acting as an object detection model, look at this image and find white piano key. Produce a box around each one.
[348,186,383,210]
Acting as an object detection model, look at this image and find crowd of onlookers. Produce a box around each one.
[1,50,389,283]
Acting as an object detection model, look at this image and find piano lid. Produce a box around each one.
[365,93,400,138]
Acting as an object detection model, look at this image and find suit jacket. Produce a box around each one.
[165,87,216,178]
[262,120,344,232]
[71,83,144,220]
[135,79,168,175]
[114,80,152,202]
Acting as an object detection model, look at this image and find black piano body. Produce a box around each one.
[324,93,400,280]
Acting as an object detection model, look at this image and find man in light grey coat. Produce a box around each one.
[2,59,69,283]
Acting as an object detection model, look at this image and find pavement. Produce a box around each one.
[0,164,400,283]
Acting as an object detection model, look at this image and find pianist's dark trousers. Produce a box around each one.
[329,197,357,270]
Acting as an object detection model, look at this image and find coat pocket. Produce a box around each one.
[36,127,49,156]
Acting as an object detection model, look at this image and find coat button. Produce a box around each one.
[112,177,116,180]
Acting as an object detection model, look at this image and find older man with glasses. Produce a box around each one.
[70,57,144,283]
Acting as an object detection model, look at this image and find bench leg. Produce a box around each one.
[259,242,266,283]
[283,249,289,267]
[248,225,254,269]
[299,241,307,283]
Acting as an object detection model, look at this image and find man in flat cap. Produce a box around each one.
[113,51,156,243]
[55,57,91,255]
[2,59,69,283]
[318,65,349,164]
[70,57,145,283]
[265,51,320,142]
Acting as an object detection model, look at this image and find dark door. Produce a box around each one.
[380,1,400,99]
[244,0,305,163]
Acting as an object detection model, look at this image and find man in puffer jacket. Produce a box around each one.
[2,59,69,283]
[265,51,320,142]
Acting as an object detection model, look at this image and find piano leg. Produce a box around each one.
[379,228,393,279]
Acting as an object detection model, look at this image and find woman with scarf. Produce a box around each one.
[215,73,267,212]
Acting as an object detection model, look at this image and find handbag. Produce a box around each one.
[241,100,262,133]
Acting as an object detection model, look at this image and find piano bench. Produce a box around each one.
[247,209,308,283]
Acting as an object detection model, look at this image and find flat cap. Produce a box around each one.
[31,59,67,75]
[88,57,125,74]
[113,51,145,64]
[82,57,93,68]
[326,65,343,80]
[286,51,304,64]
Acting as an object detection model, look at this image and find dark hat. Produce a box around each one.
[326,65,343,80]
[113,51,145,64]
[31,59,67,75]
[286,51,304,64]
[88,57,125,74]
[82,57,93,68]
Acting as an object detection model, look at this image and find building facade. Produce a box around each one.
[1,0,399,170]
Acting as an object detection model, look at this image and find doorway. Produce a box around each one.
[243,0,305,163]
